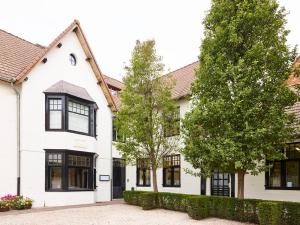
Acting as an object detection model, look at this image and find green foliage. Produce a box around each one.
[258,202,282,225]
[182,0,299,195]
[187,196,260,223]
[141,192,158,210]
[116,40,179,191]
[123,191,147,206]
[124,191,300,225]
[186,196,211,219]
[281,201,300,225]
[156,192,192,212]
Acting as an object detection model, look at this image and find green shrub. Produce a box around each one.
[186,196,211,219]
[157,192,192,212]
[280,201,300,225]
[123,190,300,225]
[258,202,282,225]
[123,191,147,206]
[141,192,158,210]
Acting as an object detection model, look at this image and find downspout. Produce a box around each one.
[10,78,21,196]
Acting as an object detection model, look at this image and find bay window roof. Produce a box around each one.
[44,80,95,103]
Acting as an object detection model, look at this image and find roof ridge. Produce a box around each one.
[0,28,44,49]
[162,60,199,78]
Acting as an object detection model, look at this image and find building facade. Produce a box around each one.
[109,59,300,203]
[0,20,117,207]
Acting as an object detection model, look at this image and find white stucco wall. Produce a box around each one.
[125,99,201,194]
[0,81,18,196]
[18,31,113,207]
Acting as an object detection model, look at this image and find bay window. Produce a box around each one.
[266,143,300,189]
[45,150,95,191]
[46,94,97,137]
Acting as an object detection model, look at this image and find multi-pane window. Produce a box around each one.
[49,99,63,129]
[47,153,63,190]
[46,95,97,137]
[136,159,151,186]
[68,101,89,134]
[163,154,180,187]
[266,143,300,189]
[45,150,95,191]
[164,107,180,137]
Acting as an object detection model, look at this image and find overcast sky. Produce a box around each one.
[0,0,299,80]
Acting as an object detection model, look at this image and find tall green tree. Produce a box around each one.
[116,40,179,192]
[183,0,298,198]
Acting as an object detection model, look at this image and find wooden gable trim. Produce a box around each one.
[14,20,117,112]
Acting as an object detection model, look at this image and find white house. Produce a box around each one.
[107,59,300,203]
[0,20,118,207]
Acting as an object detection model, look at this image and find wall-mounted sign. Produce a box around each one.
[99,175,110,181]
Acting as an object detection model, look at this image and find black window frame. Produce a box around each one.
[136,158,151,187]
[265,143,300,190]
[164,106,180,137]
[163,154,181,187]
[45,149,96,192]
[45,94,97,137]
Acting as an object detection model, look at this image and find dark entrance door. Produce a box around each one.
[113,158,126,199]
[211,170,231,196]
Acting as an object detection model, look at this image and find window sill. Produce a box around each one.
[162,185,181,188]
[45,189,95,192]
[136,185,151,187]
[265,186,300,190]
[45,129,96,138]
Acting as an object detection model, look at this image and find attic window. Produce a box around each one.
[69,54,77,66]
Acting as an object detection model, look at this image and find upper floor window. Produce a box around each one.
[136,158,151,187]
[163,154,181,187]
[46,95,97,137]
[266,143,300,189]
[164,107,180,137]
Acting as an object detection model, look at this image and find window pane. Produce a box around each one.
[174,167,180,186]
[68,112,89,133]
[286,161,299,187]
[50,167,62,189]
[269,162,281,187]
[68,168,90,189]
[138,169,144,185]
[49,110,62,129]
[165,168,172,186]
[145,169,151,186]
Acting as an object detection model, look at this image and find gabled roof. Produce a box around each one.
[103,75,123,90]
[287,57,300,86]
[0,20,117,112]
[161,61,198,99]
[0,29,44,82]
[44,80,94,102]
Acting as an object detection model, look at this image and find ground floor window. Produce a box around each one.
[163,154,180,187]
[266,143,300,189]
[136,159,151,186]
[45,150,96,191]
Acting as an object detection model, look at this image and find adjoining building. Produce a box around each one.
[108,58,300,203]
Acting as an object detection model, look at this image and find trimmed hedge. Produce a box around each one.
[123,190,300,225]
[186,196,260,223]
[258,202,281,225]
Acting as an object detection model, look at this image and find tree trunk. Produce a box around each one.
[237,170,245,199]
[152,166,158,192]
